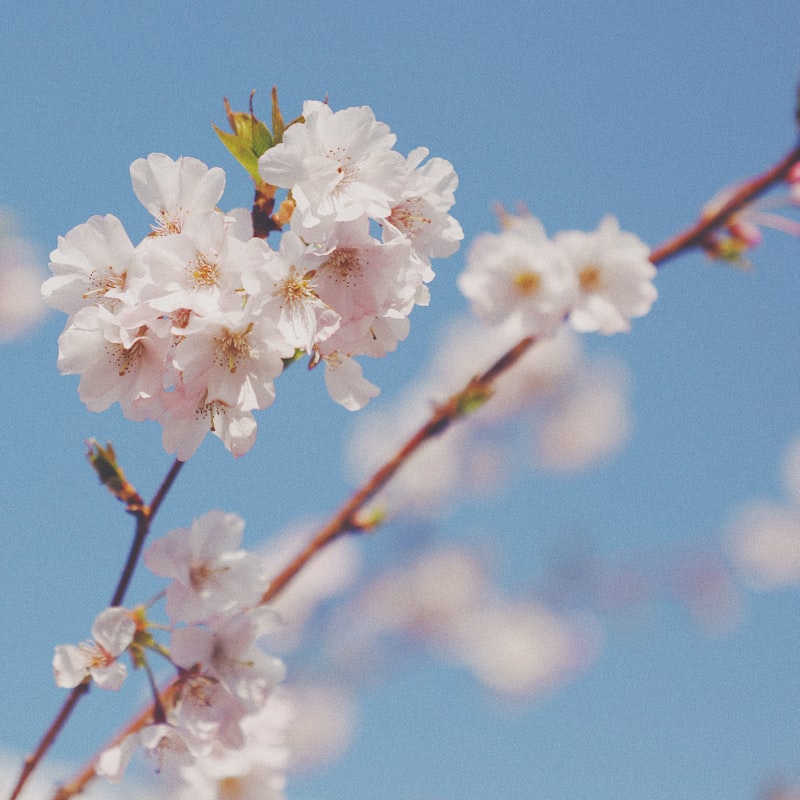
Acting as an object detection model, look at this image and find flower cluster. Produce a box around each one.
[43,101,461,460]
[55,511,291,789]
[458,211,657,338]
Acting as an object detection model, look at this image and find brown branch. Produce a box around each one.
[8,458,185,800]
[260,335,537,605]
[650,141,800,266]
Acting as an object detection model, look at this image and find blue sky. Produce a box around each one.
[2,2,800,799]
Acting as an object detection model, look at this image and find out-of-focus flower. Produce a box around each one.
[0,211,46,341]
[534,359,632,471]
[458,213,577,339]
[555,215,657,334]
[174,691,292,800]
[726,435,800,588]
[335,546,598,700]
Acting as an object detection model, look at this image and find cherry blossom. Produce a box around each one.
[555,215,657,334]
[130,153,226,237]
[458,213,578,339]
[258,100,406,238]
[43,214,135,316]
[171,607,285,711]
[52,607,136,691]
[144,510,266,625]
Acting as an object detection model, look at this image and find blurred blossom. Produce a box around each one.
[449,601,598,698]
[284,683,357,773]
[334,547,597,701]
[726,435,800,589]
[534,359,632,472]
[0,211,47,342]
[347,315,621,517]
[727,502,800,589]
[261,521,362,652]
[781,434,800,506]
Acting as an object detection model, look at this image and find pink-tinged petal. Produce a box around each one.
[323,354,379,411]
[91,661,128,691]
[91,607,136,656]
[171,626,214,669]
[52,644,88,688]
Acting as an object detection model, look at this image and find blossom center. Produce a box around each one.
[188,559,229,591]
[152,208,184,236]
[214,325,254,373]
[328,147,359,186]
[188,252,221,288]
[323,247,362,288]
[276,266,316,307]
[389,198,431,237]
[79,641,115,669]
[114,326,149,376]
[512,270,541,296]
[579,265,603,293]
[83,267,126,304]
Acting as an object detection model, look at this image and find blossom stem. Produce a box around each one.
[259,334,537,605]
[110,458,184,607]
[8,458,184,800]
[650,141,800,266]
[7,684,88,800]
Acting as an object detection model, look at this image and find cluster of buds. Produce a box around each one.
[43,96,462,460]
[701,161,800,264]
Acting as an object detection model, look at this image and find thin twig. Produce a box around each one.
[650,141,800,266]
[8,458,185,800]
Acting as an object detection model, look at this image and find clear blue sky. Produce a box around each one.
[2,2,799,799]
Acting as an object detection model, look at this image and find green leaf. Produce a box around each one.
[214,96,275,182]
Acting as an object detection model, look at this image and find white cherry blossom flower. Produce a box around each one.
[258,100,406,237]
[171,607,285,711]
[555,215,657,334]
[130,153,226,236]
[56,305,173,417]
[43,214,135,316]
[171,306,293,413]
[383,146,464,265]
[144,510,266,625]
[322,352,380,410]
[241,231,340,353]
[53,607,135,691]
[97,722,203,783]
[458,213,578,339]
[159,385,260,460]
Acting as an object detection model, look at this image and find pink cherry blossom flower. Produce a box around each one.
[144,510,266,625]
[382,146,464,265]
[55,304,173,417]
[171,607,285,711]
[241,231,340,354]
[97,722,204,783]
[52,607,136,691]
